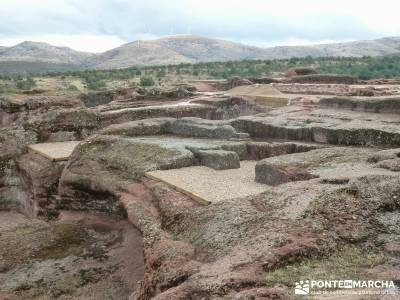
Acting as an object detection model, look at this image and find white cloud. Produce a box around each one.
[0,0,399,52]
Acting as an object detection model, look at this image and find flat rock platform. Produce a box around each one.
[27,141,81,161]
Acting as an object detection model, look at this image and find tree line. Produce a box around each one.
[1,55,400,91]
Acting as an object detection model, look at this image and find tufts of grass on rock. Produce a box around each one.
[264,246,385,287]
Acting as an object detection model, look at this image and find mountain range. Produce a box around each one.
[1,35,400,74]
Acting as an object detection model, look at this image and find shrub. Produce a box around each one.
[16,77,36,90]
[67,84,79,91]
[140,76,155,87]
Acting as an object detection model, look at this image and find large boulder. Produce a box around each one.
[196,150,240,170]
[255,162,314,185]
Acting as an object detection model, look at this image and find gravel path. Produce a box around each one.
[147,161,270,204]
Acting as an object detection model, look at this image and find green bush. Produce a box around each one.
[67,84,79,91]
[15,77,36,90]
[36,54,400,84]
[140,76,155,86]
[156,69,166,78]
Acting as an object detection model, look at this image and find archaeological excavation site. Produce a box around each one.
[1,71,400,299]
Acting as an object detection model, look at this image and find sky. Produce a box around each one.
[0,0,400,53]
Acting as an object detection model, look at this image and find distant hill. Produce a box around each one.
[87,35,271,69]
[263,37,400,59]
[89,35,400,68]
[0,41,93,64]
[1,35,400,74]
[88,39,195,69]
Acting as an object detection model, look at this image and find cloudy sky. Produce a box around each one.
[1,0,399,52]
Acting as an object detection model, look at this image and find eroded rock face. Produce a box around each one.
[100,117,239,140]
[22,108,100,142]
[81,86,194,108]
[0,95,83,126]
[0,128,37,212]
[319,96,400,113]
[99,118,175,137]
[248,77,279,84]
[17,153,65,217]
[170,118,236,139]
[59,134,195,214]
[289,74,358,84]
[98,104,216,127]
[246,141,319,160]
[231,113,400,146]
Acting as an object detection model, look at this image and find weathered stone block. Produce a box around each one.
[170,117,236,139]
[196,150,240,170]
[376,159,400,172]
[367,148,400,163]
[319,97,400,114]
[255,161,314,185]
[100,117,175,137]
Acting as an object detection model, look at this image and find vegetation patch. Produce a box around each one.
[263,246,385,287]
[32,223,89,260]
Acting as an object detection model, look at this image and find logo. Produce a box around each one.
[293,279,398,296]
[295,280,310,295]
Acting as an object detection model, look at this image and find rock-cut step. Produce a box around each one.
[27,141,81,161]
